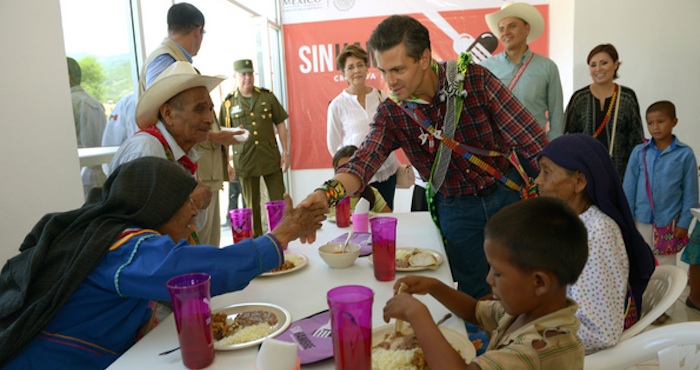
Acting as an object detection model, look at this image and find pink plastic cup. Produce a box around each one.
[265,200,286,232]
[327,285,373,370]
[352,213,369,233]
[370,217,397,281]
[166,273,215,369]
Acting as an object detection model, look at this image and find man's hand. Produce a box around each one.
[190,181,213,209]
[296,190,330,244]
[208,129,246,146]
[269,194,327,246]
[228,164,236,182]
[280,153,290,172]
[674,226,689,240]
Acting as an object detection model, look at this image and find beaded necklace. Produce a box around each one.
[593,84,619,138]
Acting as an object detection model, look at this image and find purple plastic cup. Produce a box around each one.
[166,273,214,369]
[265,200,286,231]
[370,217,398,281]
[327,285,374,370]
[229,208,253,244]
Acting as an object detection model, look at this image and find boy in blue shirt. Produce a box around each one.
[623,100,699,266]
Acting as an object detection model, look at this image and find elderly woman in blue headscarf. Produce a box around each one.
[0,157,326,369]
[534,134,655,354]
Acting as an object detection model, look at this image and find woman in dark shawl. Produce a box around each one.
[0,157,325,369]
[535,134,655,353]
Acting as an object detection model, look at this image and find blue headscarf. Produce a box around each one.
[539,134,655,308]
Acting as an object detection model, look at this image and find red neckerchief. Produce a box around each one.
[138,125,198,175]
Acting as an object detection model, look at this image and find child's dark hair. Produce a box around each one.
[484,197,588,286]
[646,100,676,120]
[332,145,376,208]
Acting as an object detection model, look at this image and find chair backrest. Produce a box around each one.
[585,322,700,369]
[619,265,687,342]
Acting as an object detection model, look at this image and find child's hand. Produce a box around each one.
[383,293,429,323]
[674,226,689,239]
[393,276,439,296]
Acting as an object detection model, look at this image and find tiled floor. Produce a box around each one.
[619,284,700,369]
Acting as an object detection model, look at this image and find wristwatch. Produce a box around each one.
[282,152,290,156]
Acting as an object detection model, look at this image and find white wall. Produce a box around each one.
[3,0,699,264]
[551,0,700,149]
[0,0,84,264]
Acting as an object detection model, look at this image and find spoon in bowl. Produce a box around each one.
[341,230,354,253]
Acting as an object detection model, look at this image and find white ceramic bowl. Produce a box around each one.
[318,242,361,268]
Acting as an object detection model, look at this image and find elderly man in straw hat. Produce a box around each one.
[480,2,564,140]
[136,3,242,248]
[109,61,224,242]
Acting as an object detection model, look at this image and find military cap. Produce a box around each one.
[234,59,254,73]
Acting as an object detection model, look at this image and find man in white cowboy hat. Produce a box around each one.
[480,2,564,140]
[108,61,225,236]
[136,3,243,247]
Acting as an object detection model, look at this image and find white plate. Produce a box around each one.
[260,253,308,277]
[212,302,292,350]
[221,127,250,142]
[372,324,475,363]
[367,248,444,271]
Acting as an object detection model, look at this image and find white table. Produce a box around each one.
[78,146,119,167]
[108,212,472,369]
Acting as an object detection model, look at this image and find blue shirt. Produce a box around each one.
[623,137,698,229]
[479,48,564,139]
[4,230,283,370]
[145,43,193,88]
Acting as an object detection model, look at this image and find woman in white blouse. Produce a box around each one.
[327,44,401,209]
[534,134,655,354]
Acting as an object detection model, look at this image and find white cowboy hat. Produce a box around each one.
[136,61,225,127]
[485,2,545,43]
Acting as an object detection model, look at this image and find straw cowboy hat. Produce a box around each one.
[485,2,545,43]
[136,61,225,127]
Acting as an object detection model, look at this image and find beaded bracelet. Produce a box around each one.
[315,179,346,207]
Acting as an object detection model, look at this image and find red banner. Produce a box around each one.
[283,6,549,169]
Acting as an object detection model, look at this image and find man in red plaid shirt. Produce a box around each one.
[301,15,547,299]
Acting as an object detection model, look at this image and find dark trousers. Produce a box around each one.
[228,179,246,211]
[370,173,397,210]
[240,171,285,237]
[411,184,428,212]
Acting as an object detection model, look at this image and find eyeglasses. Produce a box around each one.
[194,24,206,34]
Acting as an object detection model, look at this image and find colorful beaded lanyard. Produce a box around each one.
[391,53,537,206]
[593,84,619,138]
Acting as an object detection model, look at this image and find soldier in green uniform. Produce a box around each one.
[220,59,290,237]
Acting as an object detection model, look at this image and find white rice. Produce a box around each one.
[217,323,273,345]
[285,254,303,266]
[371,348,419,370]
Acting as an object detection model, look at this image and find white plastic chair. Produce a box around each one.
[618,265,687,342]
[584,322,700,369]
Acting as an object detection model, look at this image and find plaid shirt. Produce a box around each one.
[339,62,548,197]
